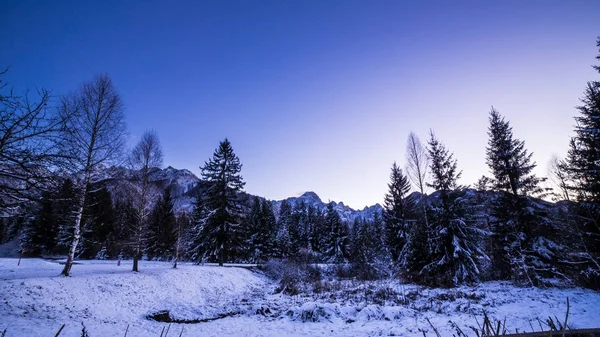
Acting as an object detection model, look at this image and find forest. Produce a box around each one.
[1,38,599,290]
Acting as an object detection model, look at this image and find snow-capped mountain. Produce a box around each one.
[271,191,383,222]
[103,166,382,220]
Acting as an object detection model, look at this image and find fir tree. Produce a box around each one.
[419,131,487,286]
[146,189,178,261]
[324,202,349,263]
[485,108,561,285]
[191,139,245,266]
[383,162,416,264]
[564,37,600,287]
[21,191,57,256]
[246,197,277,263]
[81,186,116,259]
[275,199,293,258]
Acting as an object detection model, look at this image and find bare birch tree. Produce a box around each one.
[0,68,64,218]
[547,155,572,202]
[59,75,127,276]
[130,130,162,272]
[405,132,429,195]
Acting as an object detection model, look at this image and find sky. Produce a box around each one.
[1,1,599,209]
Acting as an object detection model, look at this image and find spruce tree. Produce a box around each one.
[324,202,349,263]
[146,189,178,260]
[275,199,293,258]
[246,197,277,263]
[564,37,600,287]
[191,139,245,266]
[420,131,487,286]
[383,162,416,264]
[486,108,561,285]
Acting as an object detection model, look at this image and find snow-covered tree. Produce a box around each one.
[485,108,564,285]
[419,131,487,286]
[275,199,293,258]
[383,162,416,264]
[191,139,245,266]
[246,197,277,263]
[323,202,349,263]
[58,75,127,276]
[564,37,600,287]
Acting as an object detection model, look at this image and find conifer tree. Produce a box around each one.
[146,189,177,260]
[81,186,115,259]
[383,162,416,263]
[276,199,293,258]
[485,108,560,285]
[564,37,600,287]
[246,197,277,262]
[191,139,245,266]
[419,131,487,286]
[324,202,349,263]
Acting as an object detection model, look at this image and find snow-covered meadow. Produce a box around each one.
[0,259,598,337]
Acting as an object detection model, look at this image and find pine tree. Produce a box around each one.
[275,199,293,258]
[383,162,416,264]
[81,186,116,259]
[21,191,57,256]
[191,139,245,266]
[146,189,178,260]
[324,202,349,263]
[486,108,545,197]
[486,108,561,285]
[419,131,487,286]
[246,197,277,263]
[564,37,600,287]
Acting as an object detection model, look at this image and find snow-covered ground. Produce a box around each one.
[0,259,598,337]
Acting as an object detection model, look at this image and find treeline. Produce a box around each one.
[1,38,599,289]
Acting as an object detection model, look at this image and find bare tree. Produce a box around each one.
[59,75,127,276]
[405,132,429,195]
[129,130,163,272]
[0,68,64,218]
[547,155,572,202]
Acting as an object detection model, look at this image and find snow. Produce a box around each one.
[1,259,599,336]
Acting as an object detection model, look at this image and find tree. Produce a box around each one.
[191,139,245,266]
[382,162,416,263]
[566,38,600,204]
[146,189,177,261]
[81,185,115,259]
[246,197,277,263]
[547,155,572,202]
[323,202,349,263]
[485,108,560,285]
[564,37,600,287]
[486,108,545,197]
[275,199,293,258]
[0,69,64,236]
[58,74,127,276]
[129,130,163,272]
[406,132,429,195]
[419,131,487,286]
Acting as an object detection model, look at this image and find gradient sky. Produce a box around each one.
[1,1,599,209]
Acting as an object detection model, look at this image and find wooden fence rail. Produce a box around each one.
[502,328,600,337]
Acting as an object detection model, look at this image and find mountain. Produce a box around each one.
[271,191,383,222]
[101,166,382,220]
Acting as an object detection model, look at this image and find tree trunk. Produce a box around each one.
[133,249,139,272]
[219,248,224,266]
[61,194,86,276]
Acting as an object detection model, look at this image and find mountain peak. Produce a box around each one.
[300,191,322,203]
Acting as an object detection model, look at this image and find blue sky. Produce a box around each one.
[1,0,599,209]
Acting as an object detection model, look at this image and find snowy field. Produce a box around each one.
[0,259,599,337]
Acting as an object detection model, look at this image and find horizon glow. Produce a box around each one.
[1,1,599,209]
